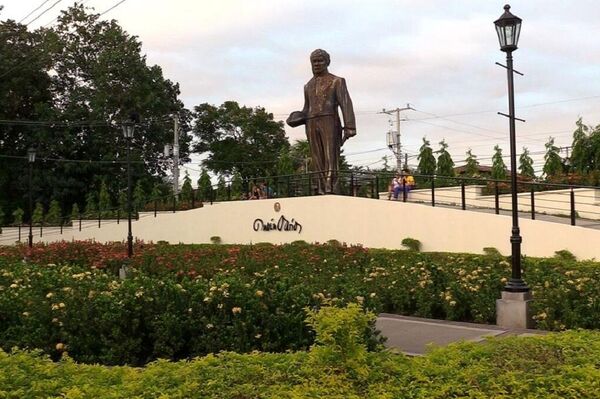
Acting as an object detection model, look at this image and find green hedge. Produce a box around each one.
[1,242,600,365]
[1,323,599,398]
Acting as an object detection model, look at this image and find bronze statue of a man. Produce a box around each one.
[287,49,356,194]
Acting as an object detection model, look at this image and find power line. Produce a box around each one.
[19,0,53,23]
[42,0,94,27]
[0,154,145,164]
[25,0,63,26]
[99,0,129,17]
[409,94,600,122]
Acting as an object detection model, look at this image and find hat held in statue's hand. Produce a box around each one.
[286,111,306,127]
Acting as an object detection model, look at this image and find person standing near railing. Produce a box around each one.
[391,173,401,200]
[403,169,415,199]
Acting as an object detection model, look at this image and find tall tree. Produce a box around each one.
[436,139,455,177]
[417,137,436,177]
[180,171,193,202]
[98,180,111,214]
[46,199,62,225]
[518,147,535,179]
[0,5,191,219]
[491,145,507,180]
[275,147,295,176]
[193,101,289,179]
[289,139,312,173]
[0,17,54,222]
[12,208,24,225]
[32,202,44,225]
[216,175,228,200]
[230,171,244,199]
[133,181,146,211]
[85,192,96,215]
[543,137,563,179]
[570,118,591,174]
[197,169,212,201]
[464,149,479,177]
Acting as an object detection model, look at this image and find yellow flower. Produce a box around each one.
[55,343,65,351]
[369,292,377,298]
[255,290,264,297]
[232,307,242,314]
[22,312,30,317]
[46,292,54,298]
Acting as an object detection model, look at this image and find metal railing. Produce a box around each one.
[2,170,600,244]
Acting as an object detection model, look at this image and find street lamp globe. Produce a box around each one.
[122,122,135,139]
[494,4,522,52]
[27,147,36,163]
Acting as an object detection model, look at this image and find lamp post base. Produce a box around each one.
[496,290,534,329]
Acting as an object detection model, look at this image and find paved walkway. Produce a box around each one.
[395,200,600,230]
[376,313,545,356]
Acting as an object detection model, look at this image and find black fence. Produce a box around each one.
[2,170,600,243]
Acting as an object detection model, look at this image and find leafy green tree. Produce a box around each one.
[543,137,563,179]
[98,180,112,215]
[491,145,507,180]
[289,140,312,173]
[0,5,191,219]
[151,183,162,201]
[118,191,127,212]
[381,156,392,172]
[570,118,592,174]
[46,200,62,225]
[216,175,228,200]
[70,203,80,222]
[180,172,193,202]
[12,208,24,225]
[436,139,455,177]
[464,149,479,177]
[519,147,536,179]
[133,181,146,212]
[197,169,213,201]
[32,202,44,225]
[275,147,295,176]
[0,18,53,219]
[230,171,244,199]
[85,192,97,216]
[417,137,436,177]
[193,101,289,179]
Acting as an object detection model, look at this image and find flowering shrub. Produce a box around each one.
[1,241,600,365]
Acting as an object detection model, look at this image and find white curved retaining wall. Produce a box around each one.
[1,195,599,260]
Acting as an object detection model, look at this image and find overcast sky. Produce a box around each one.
[3,0,600,178]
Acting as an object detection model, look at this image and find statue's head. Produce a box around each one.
[310,49,330,76]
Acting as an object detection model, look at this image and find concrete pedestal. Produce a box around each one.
[496,291,534,329]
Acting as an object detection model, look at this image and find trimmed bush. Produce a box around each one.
[0,328,599,398]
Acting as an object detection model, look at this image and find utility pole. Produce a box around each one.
[381,104,413,172]
[172,116,180,194]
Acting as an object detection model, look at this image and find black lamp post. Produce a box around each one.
[494,5,529,293]
[27,147,36,248]
[122,121,135,257]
